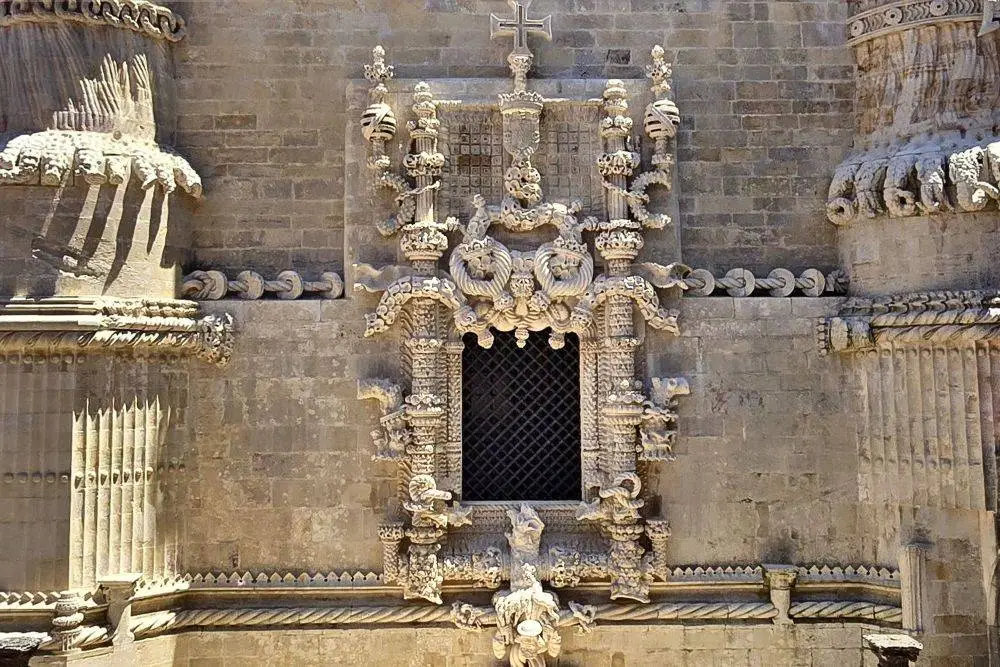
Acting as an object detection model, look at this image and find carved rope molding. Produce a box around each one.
[847,0,984,46]
[817,289,1000,353]
[0,298,234,364]
[0,0,187,42]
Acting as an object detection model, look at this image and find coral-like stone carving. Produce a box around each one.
[0,55,201,197]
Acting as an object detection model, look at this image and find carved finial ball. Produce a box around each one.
[644,97,680,141]
[651,44,665,60]
[362,101,397,143]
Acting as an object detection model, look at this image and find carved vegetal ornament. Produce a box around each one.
[356,4,688,662]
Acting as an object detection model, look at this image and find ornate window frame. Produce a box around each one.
[355,14,689,661]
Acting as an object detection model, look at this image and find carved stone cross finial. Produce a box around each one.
[490,0,552,59]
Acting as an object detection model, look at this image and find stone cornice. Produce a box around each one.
[847,0,983,46]
[0,561,903,655]
[0,297,234,365]
[0,0,186,42]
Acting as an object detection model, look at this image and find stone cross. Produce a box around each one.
[490,0,552,58]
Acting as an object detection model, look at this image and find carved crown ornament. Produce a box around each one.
[354,3,694,660]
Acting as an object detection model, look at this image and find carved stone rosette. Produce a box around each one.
[355,34,688,649]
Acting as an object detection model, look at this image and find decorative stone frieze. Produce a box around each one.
[183,270,344,301]
[819,289,1000,353]
[0,0,187,41]
[847,0,984,46]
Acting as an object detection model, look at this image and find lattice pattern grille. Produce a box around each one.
[461,330,581,501]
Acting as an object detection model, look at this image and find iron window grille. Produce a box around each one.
[461,330,582,501]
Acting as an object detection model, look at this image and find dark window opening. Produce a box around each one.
[461,329,581,501]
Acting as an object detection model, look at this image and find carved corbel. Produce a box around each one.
[638,377,690,462]
[764,564,798,625]
[98,573,142,646]
[357,379,409,461]
[863,634,923,666]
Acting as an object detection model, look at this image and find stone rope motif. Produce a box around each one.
[818,289,1000,353]
[182,270,345,301]
[0,0,187,41]
[14,596,902,653]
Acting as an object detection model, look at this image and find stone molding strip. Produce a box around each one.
[20,597,902,654]
[0,297,234,364]
[818,289,1000,353]
[847,0,983,46]
[0,0,187,42]
[678,268,848,297]
[182,270,345,301]
[826,135,1000,225]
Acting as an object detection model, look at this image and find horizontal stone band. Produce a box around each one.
[847,0,982,46]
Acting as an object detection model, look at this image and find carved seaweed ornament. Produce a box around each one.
[828,2,1000,224]
[355,12,689,658]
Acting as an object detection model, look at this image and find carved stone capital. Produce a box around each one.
[764,564,798,625]
[98,573,143,646]
[863,634,923,666]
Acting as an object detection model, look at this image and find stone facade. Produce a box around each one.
[1,1,999,666]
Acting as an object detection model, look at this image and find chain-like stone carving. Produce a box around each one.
[678,267,848,297]
[0,0,186,41]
